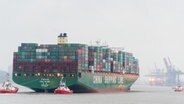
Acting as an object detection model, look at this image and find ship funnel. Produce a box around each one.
[58,33,63,37]
[63,33,67,37]
[57,33,68,44]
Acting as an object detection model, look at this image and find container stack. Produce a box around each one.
[58,44,88,72]
[118,51,124,72]
[132,58,139,74]
[14,42,139,74]
[17,43,38,62]
[122,52,139,74]
[111,49,119,72]
[39,44,59,62]
[102,47,111,72]
[15,43,89,73]
[76,45,88,71]
[88,46,103,71]
[107,48,125,73]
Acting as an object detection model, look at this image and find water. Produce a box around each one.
[0,85,183,104]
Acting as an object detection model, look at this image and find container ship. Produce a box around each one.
[13,33,139,93]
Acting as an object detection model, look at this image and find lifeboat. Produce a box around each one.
[54,78,73,94]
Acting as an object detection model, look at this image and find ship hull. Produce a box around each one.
[76,72,138,93]
[13,71,138,93]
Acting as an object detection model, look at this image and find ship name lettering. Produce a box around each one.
[93,76,102,84]
[104,76,117,84]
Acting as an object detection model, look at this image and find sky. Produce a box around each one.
[1,0,184,75]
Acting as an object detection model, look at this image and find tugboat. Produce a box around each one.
[54,78,73,94]
[173,85,184,92]
[0,80,19,93]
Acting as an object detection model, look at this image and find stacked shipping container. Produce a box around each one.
[14,43,139,75]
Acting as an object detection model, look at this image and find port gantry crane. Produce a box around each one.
[163,57,184,86]
[145,57,184,86]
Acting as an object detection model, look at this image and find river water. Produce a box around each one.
[0,85,183,104]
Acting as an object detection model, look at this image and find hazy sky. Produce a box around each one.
[1,0,184,75]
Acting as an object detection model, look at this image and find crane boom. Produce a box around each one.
[163,58,169,70]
